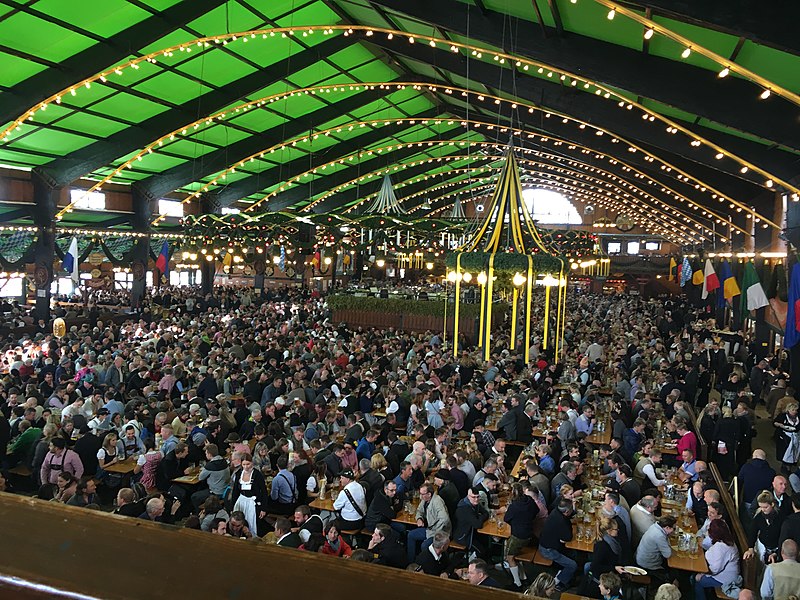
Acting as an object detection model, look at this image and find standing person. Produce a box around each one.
[39,438,84,497]
[712,406,740,481]
[503,482,539,589]
[133,438,162,491]
[760,539,800,600]
[744,492,783,565]
[773,403,800,475]
[230,454,268,535]
[694,520,740,600]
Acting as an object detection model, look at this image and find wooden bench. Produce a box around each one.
[514,546,538,563]
[629,574,651,585]
[448,541,467,551]
[533,551,553,567]
[715,589,731,599]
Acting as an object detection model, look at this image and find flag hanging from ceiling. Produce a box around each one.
[155,240,169,275]
[692,259,704,286]
[279,245,286,271]
[721,259,741,301]
[785,263,800,349]
[668,257,677,282]
[680,257,692,287]
[701,259,720,299]
[312,250,320,271]
[741,261,769,312]
[61,236,79,286]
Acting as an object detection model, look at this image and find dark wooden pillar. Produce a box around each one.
[31,169,60,322]
[130,184,155,310]
[199,193,221,296]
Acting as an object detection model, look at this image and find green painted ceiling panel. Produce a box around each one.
[177,50,258,87]
[0,52,48,88]
[327,44,382,71]
[273,2,340,27]
[33,0,151,38]
[91,92,170,122]
[13,128,96,155]
[132,71,212,105]
[137,0,183,10]
[558,1,645,51]
[0,12,95,62]
[224,36,302,68]
[484,0,540,23]
[55,112,130,138]
[736,41,800,95]
[56,84,118,109]
[0,149,50,167]
[136,30,200,57]
[223,108,290,132]
[650,17,739,74]
[287,61,342,88]
[187,3,264,36]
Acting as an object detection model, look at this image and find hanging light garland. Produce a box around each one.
[0,25,794,214]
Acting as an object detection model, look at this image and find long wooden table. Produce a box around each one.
[102,458,137,474]
[172,466,202,485]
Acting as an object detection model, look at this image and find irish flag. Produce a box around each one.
[740,261,768,312]
[701,259,720,299]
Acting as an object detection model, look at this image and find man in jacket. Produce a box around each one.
[365,479,401,532]
[406,482,452,563]
[434,470,460,520]
[368,524,408,569]
[190,443,231,510]
[760,539,800,600]
[452,487,490,551]
[538,499,577,591]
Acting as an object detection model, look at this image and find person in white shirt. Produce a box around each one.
[60,397,85,424]
[332,469,366,530]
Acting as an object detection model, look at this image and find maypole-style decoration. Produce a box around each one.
[447,147,566,363]
[365,174,406,215]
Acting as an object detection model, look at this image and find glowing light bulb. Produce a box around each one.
[760,89,771,99]
[607,9,615,19]
[643,28,654,40]
[681,47,691,59]
[718,67,729,78]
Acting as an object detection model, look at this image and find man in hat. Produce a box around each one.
[333,469,367,531]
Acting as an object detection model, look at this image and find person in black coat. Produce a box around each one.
[368,524,408,569]
[711,407,740,480]
[364,480,401,532]
[452,488,490,549]
[72,426,102,477]
[414,532,453,577]
[275,517,302,548]
[583,516,624,598]
[384,434,409,477]
[434,470,460,520]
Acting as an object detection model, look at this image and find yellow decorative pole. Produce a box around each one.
[452,254,462,358]
[442,275,448,347]
[555,265,565,363]
[543,277,551,351]
[511,285,519,351]
[477,270,487,347]
[483,254,496,362]
[524,255,534,364]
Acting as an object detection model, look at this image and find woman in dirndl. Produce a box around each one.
[774,402,800,475]
[231,454,269,536]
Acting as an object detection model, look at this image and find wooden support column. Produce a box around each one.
[130,184,155,310]
[30,169,60,322]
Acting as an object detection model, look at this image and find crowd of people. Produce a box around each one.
[1,285,799,599]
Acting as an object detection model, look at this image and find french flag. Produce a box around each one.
[701,259,720,299]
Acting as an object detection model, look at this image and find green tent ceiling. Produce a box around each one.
[0,0,798,246]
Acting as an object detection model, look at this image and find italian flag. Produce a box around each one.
[741,261,768,312]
